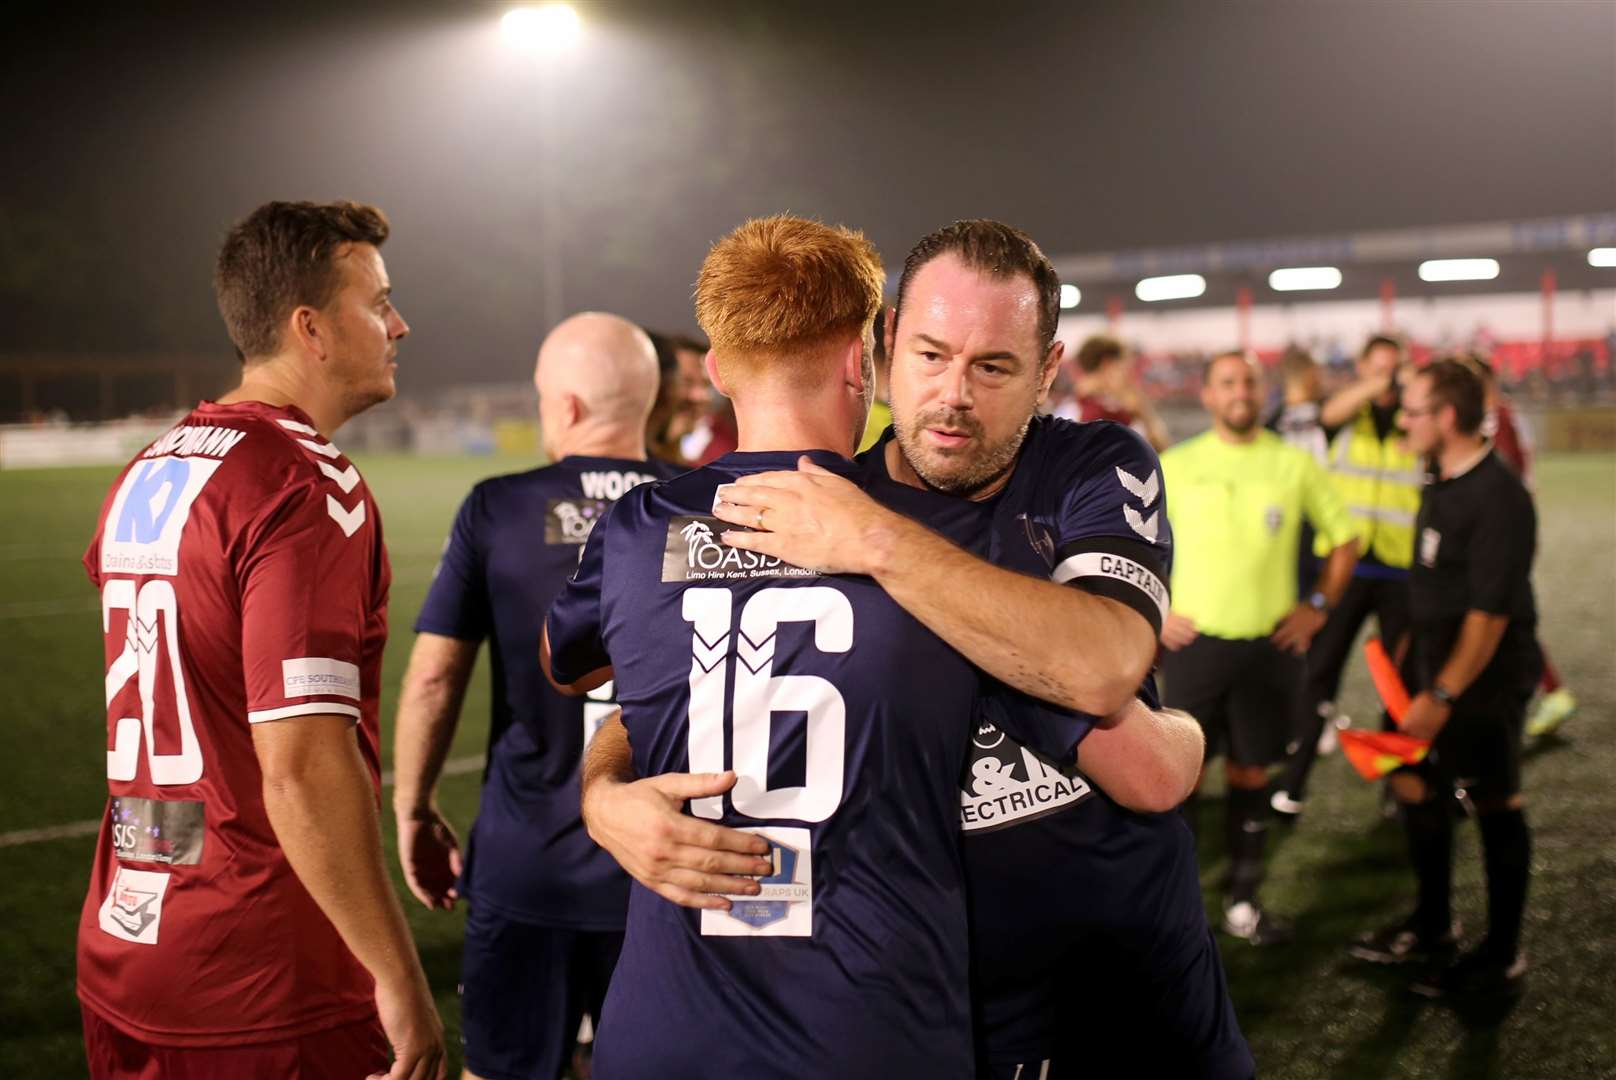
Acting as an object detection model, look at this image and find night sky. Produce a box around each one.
[3,0,1612,389]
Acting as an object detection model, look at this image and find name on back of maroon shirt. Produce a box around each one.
[142,424,250,460]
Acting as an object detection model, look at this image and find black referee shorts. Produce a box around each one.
[1162,634,1304,768]
[1413,694,1529,804]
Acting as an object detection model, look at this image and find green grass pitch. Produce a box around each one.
[0,451,1611,1078]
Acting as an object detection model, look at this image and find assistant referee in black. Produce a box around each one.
[1350,358,1540,998]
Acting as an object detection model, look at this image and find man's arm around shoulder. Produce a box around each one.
[1078,701,1204,813]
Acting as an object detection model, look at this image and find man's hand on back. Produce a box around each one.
[582,770,775,911]
[712,458,903,575]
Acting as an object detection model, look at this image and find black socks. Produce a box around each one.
[1478,808,1531,963]
[1226,785,1270,905]
[1404,797,1454,942]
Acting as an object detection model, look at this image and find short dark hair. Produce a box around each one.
[1075,334,1126,374]
[895,220,1061,358]
[1202,349,1252,384]
[214,200,390,360]
[871,307,888,368]
[1361,333,1404,359]
[648,330,709,377]
[1419,357,1486,434]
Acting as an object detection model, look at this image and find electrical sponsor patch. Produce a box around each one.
[101,456,222,576]
[662,516,819,583]
[282,657,361,700]
[98,866,171,945]
[701,826,813,937]
[960,723,1092,833]
[546,497,611,545]
[108,797,204,866]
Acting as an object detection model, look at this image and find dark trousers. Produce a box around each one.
[1278,573,1411,799]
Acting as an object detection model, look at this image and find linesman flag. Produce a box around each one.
[1338,637,1430,780]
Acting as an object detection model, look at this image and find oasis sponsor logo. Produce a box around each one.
[661,517,818,583]
[109,797,204,866]
[579,470,658,501]
[960,723,1092,833]
[546,497,609,544]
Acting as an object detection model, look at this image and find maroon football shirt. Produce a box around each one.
[77,400,389,1046]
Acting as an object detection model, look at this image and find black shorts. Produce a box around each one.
[1162,634,1305,767]
[460,904,623,1080]
[1414,696,1528,803]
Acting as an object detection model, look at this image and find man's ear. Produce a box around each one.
[1038,339,1065,404]
[288,306,327,361]
[843,335,868,396]
[703,350,733,399]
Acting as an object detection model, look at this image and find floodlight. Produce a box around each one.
[1417,258,1499,283]
[1135,274,1206,302]
[1059,284,1081,309]
[501,4,581,51]
[1589,248,1616,268]
[1268,266,1342,292]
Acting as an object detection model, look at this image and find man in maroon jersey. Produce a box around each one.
[77,201,444,1080]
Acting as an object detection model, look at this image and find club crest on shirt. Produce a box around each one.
[546,497,610,544]
[1420,527,1441,567]
[960,724,1092,833]
[1017,514,1057,569]
[1265,505,1283,534]
[661,517,819,583]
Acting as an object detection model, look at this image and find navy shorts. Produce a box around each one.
[460,904,623,1080]
[1046,929,1255,1080]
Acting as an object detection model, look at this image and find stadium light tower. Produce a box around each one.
[502,4,582,51]
[501,4,584,331]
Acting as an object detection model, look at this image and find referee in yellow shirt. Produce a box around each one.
[1161,350,1359,945]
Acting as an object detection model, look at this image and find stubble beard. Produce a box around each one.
[892,405,1031,499]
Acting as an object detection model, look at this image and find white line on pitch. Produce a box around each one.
[0,754,487,849]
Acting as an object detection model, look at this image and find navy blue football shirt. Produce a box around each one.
[949,416,1247,1075]
[415,455,678,929]
[546,448,1094,1080]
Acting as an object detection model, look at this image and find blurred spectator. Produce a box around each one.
[1273,334,1420,820]
[1462,354,1578,738]
[1059,334,1172,451]
[1266,347,1329,464]
[645,330,715,466]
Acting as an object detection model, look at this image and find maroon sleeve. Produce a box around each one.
[239,478,375,725]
